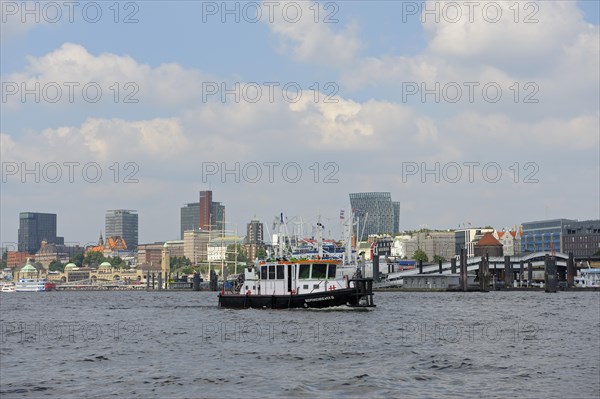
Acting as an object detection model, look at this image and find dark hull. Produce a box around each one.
[218,287,375,309]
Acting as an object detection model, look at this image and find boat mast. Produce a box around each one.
[316,216,324,258]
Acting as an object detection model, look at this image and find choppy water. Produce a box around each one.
[1,291,599,398]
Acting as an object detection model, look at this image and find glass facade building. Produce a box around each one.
[349,192,398,240]
[105,210,138,250]
[521,219,575,254]
[18,212,63,253]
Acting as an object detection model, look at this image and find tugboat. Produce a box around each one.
[218,213,375,309]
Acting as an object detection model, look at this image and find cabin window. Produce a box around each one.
[299,264,311,279]
[276,265,284,280]
[311,263,327,279]
[313,284,319,289]
[303,284,309,289]
[260,266,267,280]
[328,264,337,279]
[268,265,276,280]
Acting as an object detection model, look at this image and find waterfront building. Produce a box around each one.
[105,210,138,251]
[561,219,600,258]
[349,192,399,239]
[395,231,455,261]
[183,229,220,265]
[455,228,495,257]
[18,212,64,254]
[137,242,165,269]
[521,219,577,254]
[474,232,503,257]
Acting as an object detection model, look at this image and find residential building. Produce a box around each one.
[349,192,399,239]
[18,212,64,253]
[245,218,265,261]
[183,229,220,265]
[105,210,138,250]
[495,229,522,256]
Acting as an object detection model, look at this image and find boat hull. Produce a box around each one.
[218,287,375,309]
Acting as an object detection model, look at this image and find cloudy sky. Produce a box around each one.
[1,0,599,247]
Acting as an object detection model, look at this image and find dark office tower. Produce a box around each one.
[349,192,397,240]
[393,201,401,234]
[211,202,225,232]
[180,203,200,239]
[18,212,63,253]
[105,210,138,250]
[199,191,212,230]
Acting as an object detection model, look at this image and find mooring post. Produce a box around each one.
[418,259,423,274]
[451,258,457,274]
[567,252,575,288]
[504,255,512,287]
[193,272,201,291]
[146,272,150,289]
[527,262,532,287]
[519,260,524,287]
[438,259,443,274]
[460,248,467,291]
[545,255,557,293]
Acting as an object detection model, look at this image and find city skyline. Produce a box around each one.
[1,2,598,250]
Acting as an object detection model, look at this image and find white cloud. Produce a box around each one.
[264,0,361,66]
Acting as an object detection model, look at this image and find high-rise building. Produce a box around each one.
[246,218,264,244]
[211,202,225,231]
[393,201,401,233]
[180,203,200,239]
[105,210,138,250]
[199,191,213,230]
[349,192,398,239]
[245,218,264,261]
[18,212,64,254]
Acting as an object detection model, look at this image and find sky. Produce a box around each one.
[1,0,599,248]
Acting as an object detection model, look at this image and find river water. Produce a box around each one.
[1,291,599,398]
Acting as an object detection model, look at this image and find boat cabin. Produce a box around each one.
[242,259,348,296]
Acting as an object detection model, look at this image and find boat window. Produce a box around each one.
[313,284,319,289]
[260,266,267,280]
[303,284,309,289]
[311,264,327,279]
[299,264,311,279]
[268,265,276,280]
[276,265,284,280]
[328,264,336,279]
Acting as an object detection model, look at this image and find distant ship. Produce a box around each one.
[15,279,56,292]
[0,282,16,293]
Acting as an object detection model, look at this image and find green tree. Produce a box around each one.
[1,250,7,269]
[256,247,267,259]
[84,251,105,267]
[71,252,84,267]
[413,249,429,263]
[227,244,247,263]
[170,256,192,271]
[433,255,446,263]
[108,256,125,269]
[48,260,64,272]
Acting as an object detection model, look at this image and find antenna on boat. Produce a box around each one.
[316,216,324,258]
